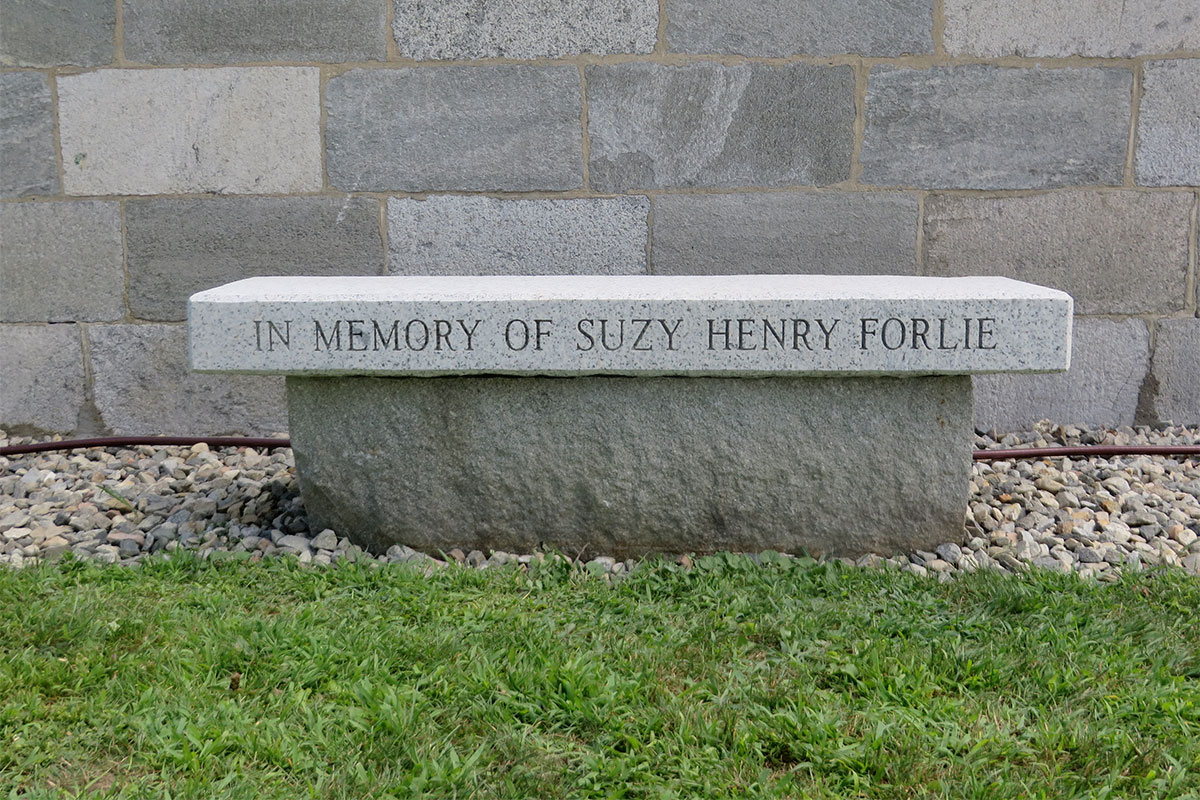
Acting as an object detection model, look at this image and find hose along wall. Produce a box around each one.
[1,436,1198,461]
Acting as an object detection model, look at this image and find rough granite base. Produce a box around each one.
[287,374,973,558]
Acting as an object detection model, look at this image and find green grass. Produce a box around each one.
[1,554,1197,799]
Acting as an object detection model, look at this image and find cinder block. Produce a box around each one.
[387,196,648,275]
[0,201,123,322]
[667,0,932,56]
[0,324,85,433]
[393,0,657,59]
[944,0,1200,57]
[1136,60,1200,187]
[974,318,1149,431]
[0,72,57,197]
[1150,319,1200,425]
[326,67,581,192]
[652,192,917,275]
[127,197,383,322]
[58,67,321,195]
[0,0,114,66]
[862,66,1130,189]
[124,0,386,63]
[88,325,286,435]
[924,192,1191,315]
[587,63,854,191]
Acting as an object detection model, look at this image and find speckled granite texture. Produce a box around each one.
[288,374,974,558]
[188,275,1073,376]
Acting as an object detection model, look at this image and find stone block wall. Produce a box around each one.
[1,0,1197,435]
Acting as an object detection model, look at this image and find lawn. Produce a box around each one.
[1,554,1197,799]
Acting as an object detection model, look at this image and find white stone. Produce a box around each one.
[58,67,321,195]
[189,275,1072,376]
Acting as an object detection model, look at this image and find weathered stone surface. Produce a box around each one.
[0,72,57,197]
[587,63,855,191]
[862,66,1130,189]
[945,0,1200,57]
[924,192,1191,315]
[326,67,581,192]
[127,197,383,322]
[0,324,84,433]
[289,374,973,557]
[0,201,123,322]
[89,325,286,435]
[188,275,1073,376]
[58,67,321,195]
[393,0,657,59]
[1136,60,1200,187]
[387,196,648,276]
[1149,319,1200,424]
[652,192,917,275]
[975,318,1149,430]
[0,0,114,66]
[124,0,386,63]
[667,0,932,56]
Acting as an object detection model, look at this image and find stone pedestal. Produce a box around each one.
[288,374,973,558]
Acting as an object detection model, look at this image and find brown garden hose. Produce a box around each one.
[1,436,1197,460]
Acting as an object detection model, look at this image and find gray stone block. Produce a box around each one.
[0,324,84,433]
[127,197,383,322]
[667,0,932,56]
[974,318,1149,431]
[0,72,57,197]
[652,192,917,275]
[326,67,581,192]
[387,196,648,276]
[862,66,1130,189]
[123,0,386,63]
[587,63,854,191]
[58,67,321,195]
[0,0,114,66]
[944,0,1199,57]
[0,201,124,322]
[89,325,286,435]
[393,0,657,59]
[1136,60,1200,187]
[924,192,1192,315]
[1149,319,1200,425]
[288,374,972,557]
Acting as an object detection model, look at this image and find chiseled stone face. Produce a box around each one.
[862,66,1131,189]
[326,66,581,192]
[667,0,933,56]
[387,196,649,276]
[651,192,918,276]
[586,62,855,191]
[974,318,1150,431]
[89,325,286,436]
[393,0,658,59]
[0,201,124,322]
[57,67,322,195]
[188,275,1073,376]
[0,324,84,434]
[126,197,384,322]
[1150,319,1200,425]
[0,0,114,67]
[124,0,386,63]
[0,72,57,197]
[288,373,973,558]
[1136,59,1200,187]
[944,0,1200,58]
[923,192,1192,315]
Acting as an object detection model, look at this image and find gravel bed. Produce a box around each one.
[2,423,1198,581]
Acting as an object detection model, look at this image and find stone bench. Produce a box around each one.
[189,275,1072,558]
